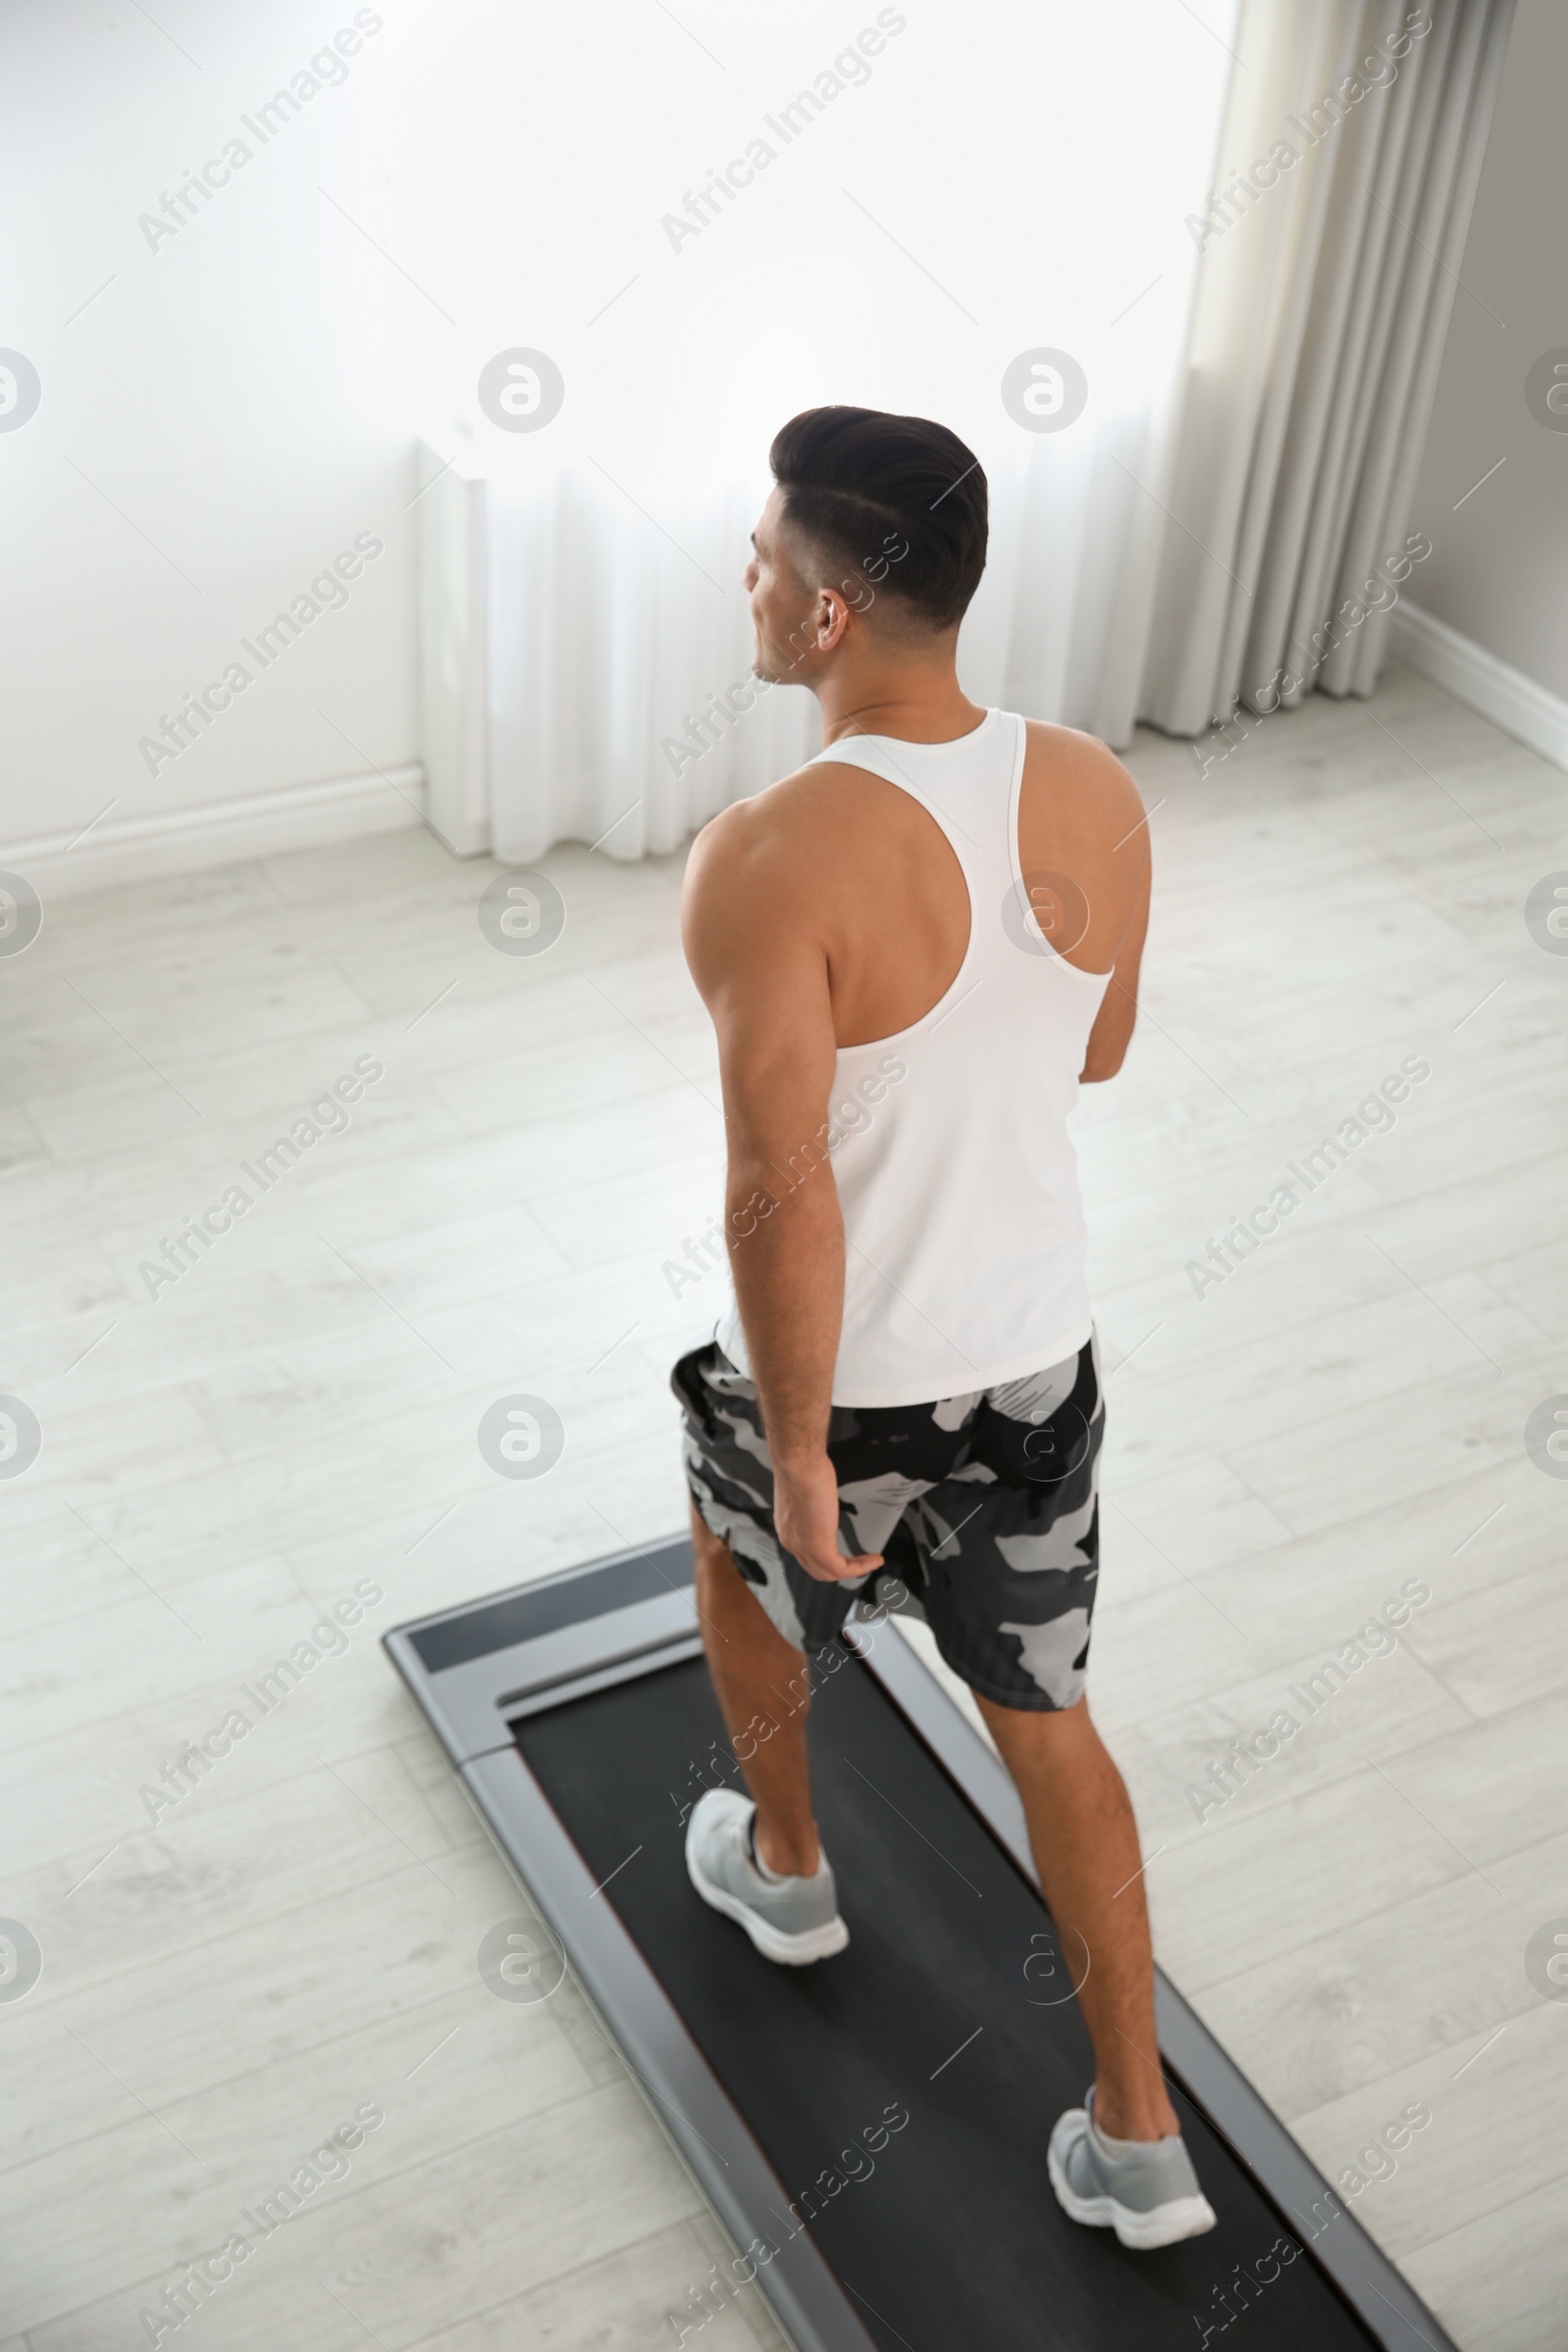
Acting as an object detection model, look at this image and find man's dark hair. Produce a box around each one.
[768,406,987,632]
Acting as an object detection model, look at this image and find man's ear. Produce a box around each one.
[816,585,853,649]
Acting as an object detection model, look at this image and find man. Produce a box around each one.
[670,406,1215,2251]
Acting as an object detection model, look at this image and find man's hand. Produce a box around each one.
[773,1453,884,1585]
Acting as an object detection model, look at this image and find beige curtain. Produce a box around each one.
[1096,0,1517,745]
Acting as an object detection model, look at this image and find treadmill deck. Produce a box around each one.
[385,1537,1455,2352]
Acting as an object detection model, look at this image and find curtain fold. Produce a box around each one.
[485,472,817,865]
[1121,0,1516,743]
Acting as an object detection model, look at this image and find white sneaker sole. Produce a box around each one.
[1048,2139,1218,2249]
[685,1848,850,1966]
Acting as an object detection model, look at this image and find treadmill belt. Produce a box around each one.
[515,1647,1379,2351]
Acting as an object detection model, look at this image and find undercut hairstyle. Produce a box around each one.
[768,406,988,632]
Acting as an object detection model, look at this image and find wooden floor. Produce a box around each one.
[1,662,1563,2350]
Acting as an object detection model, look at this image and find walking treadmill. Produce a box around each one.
[384,1536,1455,2352]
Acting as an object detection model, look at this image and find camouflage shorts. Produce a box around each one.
[671,1332,1103,1712]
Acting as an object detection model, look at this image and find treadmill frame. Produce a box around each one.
[384,1536,1457,2352]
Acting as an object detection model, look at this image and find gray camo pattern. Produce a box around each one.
[672,1332,1103,1712]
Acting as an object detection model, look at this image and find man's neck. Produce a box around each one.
[813,659,985,748]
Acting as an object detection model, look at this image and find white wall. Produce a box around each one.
[1,0,1235,893]
[1403,0,1568,714]
[0,1,419,881]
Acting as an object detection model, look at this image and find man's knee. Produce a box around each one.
[977,1689,1098,1765]
[691,1509,744,1600]
[691,1512,769,1619]
[691,1518,808,1675]
[979,1687,1090,1727]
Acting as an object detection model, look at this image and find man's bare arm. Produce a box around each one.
[1081,761,1152,1083]
[1081,864,1149,1078]
[682,800,882,1583]
[1018,724,1151,1084]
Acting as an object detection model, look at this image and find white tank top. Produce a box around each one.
[715,708,1112,1408]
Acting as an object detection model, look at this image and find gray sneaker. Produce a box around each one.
[1049,2084,1217,2249]
[685,1788,849,1965]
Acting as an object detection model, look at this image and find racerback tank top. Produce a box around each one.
[715,708,1112,1407]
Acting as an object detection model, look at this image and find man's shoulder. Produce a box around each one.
[682,766,830,929]
[681,772,840,992]
[686,761,842,877]
[1021,720,1147,845]
[1023,718,1141,793]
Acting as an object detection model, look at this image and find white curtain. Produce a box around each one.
[407,0,1515,864]
[485,472,818,864]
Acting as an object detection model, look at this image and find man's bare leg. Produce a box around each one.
[691,1507,821,1877]
[977,1693,1180,2142]
[692,1511,1177,2137]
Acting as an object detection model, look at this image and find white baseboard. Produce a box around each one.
[0,763,428,902]
[1389,603,1568,772]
